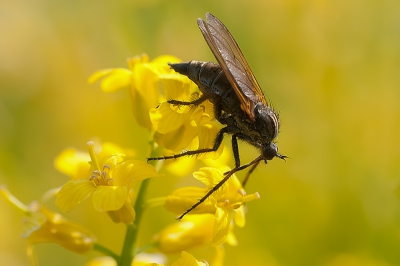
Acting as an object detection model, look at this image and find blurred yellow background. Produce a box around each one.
[1,0,399,265]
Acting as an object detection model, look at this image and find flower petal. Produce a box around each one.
[102,69,132,92]
[89,68,132,92]
[165,156,196,177]
[196,121,224,160]
[92,186,127,212]
[107,200,136,224]
[28,207,96,253]
[54,148,90,179]
[164,187,216,215]
[21,212,46,238]
[56,179,96,212]
[100,142,135,158]
[192,167,223,189]
[150,55,181,75]
[114,160,160,186]
[159,74,192,101]
[171,251,207,266]
[149,103,190,134]
[88,69,114,84]
[156,214,214,253]
[85,256,117,266]
[233,206,246,228]
[130,63,160,128]
[153,124,198,152]
[225,230,238,247]
[210,207,231,246]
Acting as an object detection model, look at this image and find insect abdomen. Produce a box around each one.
[169,61,227,95]
[169,61,241,113]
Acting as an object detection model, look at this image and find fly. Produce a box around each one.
[148,12,286,219]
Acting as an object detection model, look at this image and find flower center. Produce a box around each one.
[87,141,114,187]
[89,165,114,187]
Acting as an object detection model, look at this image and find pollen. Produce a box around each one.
[89,171,101,187]
[89,165,114,187]
[237,189,246,196]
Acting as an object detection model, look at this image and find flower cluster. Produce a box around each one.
[1,54,260,266]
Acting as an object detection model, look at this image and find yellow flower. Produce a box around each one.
[150,98,222,158]
[155,214,214,253]
[148,80,224,177]
[0,186,95,254]
[55,141,134,181]
[88,54,183,129]
[164,141,232,178]
[156,213,230,264]
[171,251,208,266]
[85,253,167,266]
[56,141,160,223]
[85,256,117,266]
[89,53,224,171]
[164,167,259,246]
[85,252,205,266]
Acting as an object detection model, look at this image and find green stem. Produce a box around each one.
[119,223,136,266]
[119,141,158,266]
[93,243,119,262]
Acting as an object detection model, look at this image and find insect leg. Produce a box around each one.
[231,134,240,168]
[176,170,234,220]
[147,126,231,162]
[168,93,214,106]
[241,160,261,188]
[229,132,253,170]
[177,155,264,220]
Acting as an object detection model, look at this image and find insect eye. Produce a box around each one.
[262,143,278,160]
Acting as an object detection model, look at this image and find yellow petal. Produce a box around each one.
[107,200,136,224]
[210,207,231,246]
[92,186,127,212]
[165,156,196,177]
[196,122,224,160]
[150,55,181,75]
[127,53,149,70]
[202,146,232,173]
[192,167,223,189]
[102,69,132,92]
[225,230,238,247]
[56,179,96,212]
[85,256,117,266]
[100,142,135,158]
[21,211,46,238]
[159,74,192,101]
[210,245,226,266]
[156,215,214,253]
[153,124,198,152]
[88,69,114,84]
[89,68,132,92]
[28,207,95,254]
[164,187,216,215]
[233,206,246,228]
[149,103,190,134]
[54,149,91,181]
[171,251,206,266]
[130,63,160,129]
[131,62,159,98]
[114,160,160,186]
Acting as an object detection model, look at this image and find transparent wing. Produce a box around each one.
[197,12,267,120]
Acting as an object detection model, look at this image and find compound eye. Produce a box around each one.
[262,143,278,160]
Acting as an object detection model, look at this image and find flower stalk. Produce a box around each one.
[119,142,157,266]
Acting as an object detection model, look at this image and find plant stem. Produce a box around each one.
[119,141,158,266]
[93,243,119,262]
